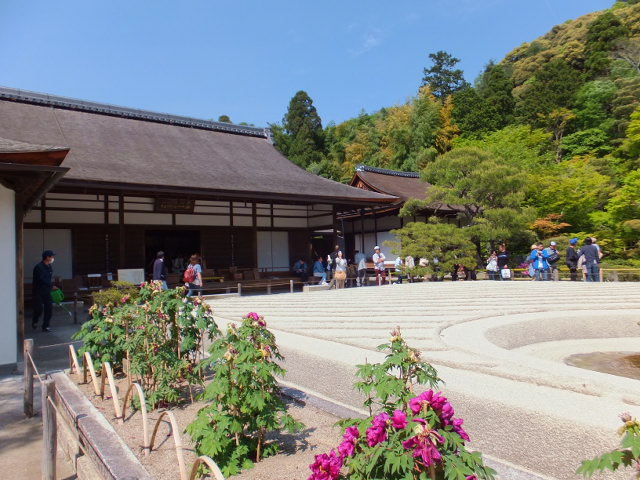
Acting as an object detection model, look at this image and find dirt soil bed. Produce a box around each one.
[70,372,343,480]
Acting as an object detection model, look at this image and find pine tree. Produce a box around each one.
[277,91,325,168]
[421,51,470,99]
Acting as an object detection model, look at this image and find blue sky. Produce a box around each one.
[1,0,614,127]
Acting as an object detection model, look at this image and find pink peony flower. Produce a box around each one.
[452,417,470,441]
[308,450,343,480]
[402,418,444,468]
[247,312,260,321]
[338,426,359,458]
[366,412,389,447]
[391,410,407,429]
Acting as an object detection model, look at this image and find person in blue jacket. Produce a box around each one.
[530,242,550,281]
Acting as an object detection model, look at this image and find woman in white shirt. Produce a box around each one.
[334,251,348,289]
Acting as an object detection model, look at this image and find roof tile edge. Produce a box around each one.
[355,164,419,178]
[0,86,269,139]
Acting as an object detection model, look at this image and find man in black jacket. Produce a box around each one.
[32,250,58,332]
[566,238,580,281]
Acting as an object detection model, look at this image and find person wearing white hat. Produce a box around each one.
[544,241,561,281]
[372,246,386,286]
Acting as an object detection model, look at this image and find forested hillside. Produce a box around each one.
[272,0,640,262]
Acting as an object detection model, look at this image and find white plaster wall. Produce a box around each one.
[0,185,17,367]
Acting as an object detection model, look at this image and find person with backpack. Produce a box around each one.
[544,241,561,281]
[184,254,203,296]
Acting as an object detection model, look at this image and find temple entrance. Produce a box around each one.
[311,233,336,263]
[144,230,200,275]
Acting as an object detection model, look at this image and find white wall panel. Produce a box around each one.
[24,228,73,281]
[233,216,253,227]
[308,214,333,228]
[108,212,119,224]
[124,212,172,225]
[46,211,104,224]
[194,206,230,214]
[257,231,290,271]
[175,214,230,226]
[256,217,271,227]
[0,185,16,367]
[24,209,40,223]
[274,217,307,228]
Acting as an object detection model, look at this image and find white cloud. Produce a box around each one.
[349,28,383,56]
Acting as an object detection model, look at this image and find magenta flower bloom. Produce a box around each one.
[452,417,470,441]
[402,418,444,468]
[366,412,389,447]
[338,426,359,458]
[391,410,407,429]
[246,312,260,321]
[308,450,343,480]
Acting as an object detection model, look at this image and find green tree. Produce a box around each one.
[476,62,515,127]
[275,90,325,168]
[421,51,470,99]
[584,11,629,76]
[401,147,532,260]
[218,115,232,123]
[515,59,582,126]
[387,220,477,275]
[574,80,617,131]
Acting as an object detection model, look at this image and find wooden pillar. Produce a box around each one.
[118,194,125,269]
[359,209,365,252]
[332,206,338,247]
[373,210,378,246]
[41,379,57,480]
[15,201,25,355]
[23,339,33,418]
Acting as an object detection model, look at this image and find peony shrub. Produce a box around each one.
[309,327,495,480]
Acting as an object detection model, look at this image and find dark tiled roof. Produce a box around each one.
[0,88,396,206]
[351,164,459,213]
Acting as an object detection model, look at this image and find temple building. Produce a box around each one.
[0,87,396,370]
[341,165,459,260]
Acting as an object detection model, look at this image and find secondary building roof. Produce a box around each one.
[350,165,459,214]
[0,87,396,207]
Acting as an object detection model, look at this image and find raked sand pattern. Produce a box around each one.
[209,282,640,479]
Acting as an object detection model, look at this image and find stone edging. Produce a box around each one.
[51,371,152,480]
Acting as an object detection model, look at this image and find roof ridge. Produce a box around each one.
[0,86,270,139]
[355,164,419,178]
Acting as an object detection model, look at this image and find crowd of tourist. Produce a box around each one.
[485,237,603,282]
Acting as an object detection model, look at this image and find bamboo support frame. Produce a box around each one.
[189,456,225,480]
[121,382,150,455]
[100,361,123,422]
[149,410,188,480]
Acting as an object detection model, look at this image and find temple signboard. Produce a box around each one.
[154,198,195,213]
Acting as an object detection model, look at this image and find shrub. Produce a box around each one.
[309,327,496,480]
[577,412,640,477]
[187,312,303,477]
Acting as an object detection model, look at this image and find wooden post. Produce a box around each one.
[24,338,34,418]
[290,279,294,293]
[237,283,242,296]
[267,280,271,295]
[41,378,57,480]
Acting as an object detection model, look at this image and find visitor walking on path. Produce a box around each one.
[184,254,203,296]
[152,251,168,289]
[405,255,415,282]
[334,251,347,289]
[32,249,58,332]
[372,246,386,286]
[566,238,580,281]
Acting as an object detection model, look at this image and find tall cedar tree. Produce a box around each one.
[421,51,470,99]
[275,91,324,168]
